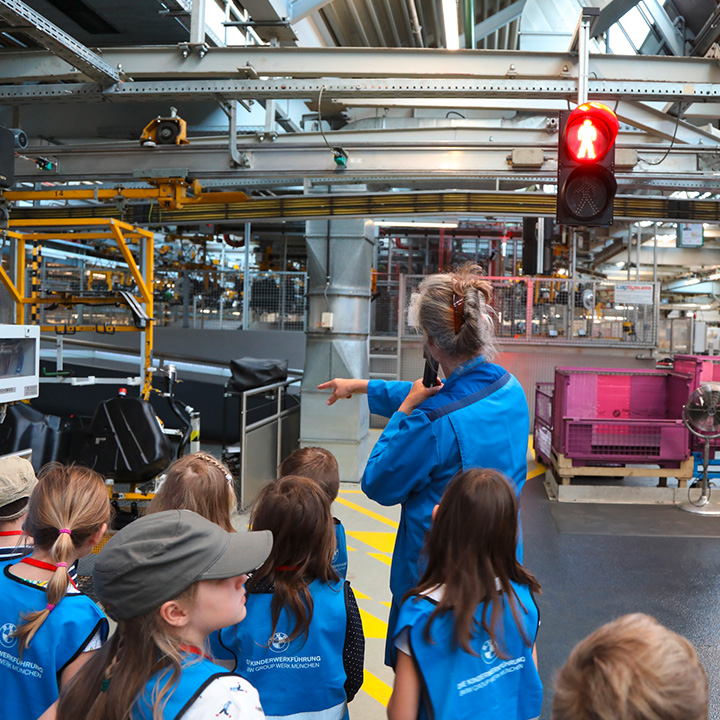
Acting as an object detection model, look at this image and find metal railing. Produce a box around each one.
[222,373,302,508]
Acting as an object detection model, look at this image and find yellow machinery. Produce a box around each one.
[0,218,155,399]
[139,108,189,146]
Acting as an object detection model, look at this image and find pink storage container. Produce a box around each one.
[533,382,553,465]
[551,367,691,464]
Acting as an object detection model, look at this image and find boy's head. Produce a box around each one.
[279,447,339,503]
[0,456,37,523]
[553,613,708,720]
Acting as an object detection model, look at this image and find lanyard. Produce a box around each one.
[180,644,211,660]
[20,557,77,589]
[0,530,24,537]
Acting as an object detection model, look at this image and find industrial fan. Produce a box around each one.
[680,382,720,515]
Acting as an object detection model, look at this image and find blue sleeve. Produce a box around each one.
[367,379,413,417]
[361,410,439,506]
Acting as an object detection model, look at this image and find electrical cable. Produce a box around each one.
[317,85,334,152]
[645,115,681,166]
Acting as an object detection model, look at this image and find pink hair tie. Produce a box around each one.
[56,562,68,568]
[58,529,71,536]
[46,603,56,612]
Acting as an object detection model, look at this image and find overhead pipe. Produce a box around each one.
[405,0,424,47]
[464,0,475,48]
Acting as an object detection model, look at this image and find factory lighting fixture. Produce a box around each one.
[706,272,720,281]
[442,0,460,50]
[374,220,459,229]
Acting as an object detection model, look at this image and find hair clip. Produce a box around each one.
[56,562,68,569]
[58,528,72,536]
[100,678,111,692]
[46,603,56,612]
[452,293,465,333]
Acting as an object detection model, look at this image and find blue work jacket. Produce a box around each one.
[363,356,529,602]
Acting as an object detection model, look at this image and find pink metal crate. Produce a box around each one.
[673,355,720,451]
[552,367,691,464]
[533,383,554,465]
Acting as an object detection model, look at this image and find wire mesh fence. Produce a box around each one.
[7,259,307,332]
[396,275,659,347]
[155,269,307,331]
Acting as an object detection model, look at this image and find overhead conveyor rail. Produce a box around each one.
[9,190,720,224]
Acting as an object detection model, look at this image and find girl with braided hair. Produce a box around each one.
[0,463,111,720]
[319,263,530,665]
[148,452,237,532]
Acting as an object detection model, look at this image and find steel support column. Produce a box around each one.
[300,189,373,482]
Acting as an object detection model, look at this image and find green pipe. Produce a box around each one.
[464,0,475,48]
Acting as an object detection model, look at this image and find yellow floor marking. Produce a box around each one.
[362,669,392,707]
[347,530,396,553]
[380,601,392,608]
[369,552,392,566]
[360,608,388,639]
[528,433,535,456]
[353,588,371,600]
[339,489,364,494]
[527,465,547,480]
[335,497,399,529]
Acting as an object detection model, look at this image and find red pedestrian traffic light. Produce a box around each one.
[556,102,619,227]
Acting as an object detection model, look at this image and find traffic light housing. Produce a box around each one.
[556,102,618,227]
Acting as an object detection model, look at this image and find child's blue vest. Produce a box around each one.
[0,563,108,720]
[132,656,238,720]
[212,578,349,720]
[394,582,542,720]
[333,519,348,579]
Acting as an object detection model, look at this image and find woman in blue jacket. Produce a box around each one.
[319,264,529,662]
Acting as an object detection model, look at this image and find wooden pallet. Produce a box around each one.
[551,451,694,488]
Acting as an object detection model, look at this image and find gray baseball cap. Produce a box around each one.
[93,509,272,621]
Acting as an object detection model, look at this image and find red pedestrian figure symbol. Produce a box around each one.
[576,119,597,159]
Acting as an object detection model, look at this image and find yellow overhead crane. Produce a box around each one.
[3,178,249,211]
[0,218,156,399]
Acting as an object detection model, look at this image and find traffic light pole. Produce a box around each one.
[577,8,597,105]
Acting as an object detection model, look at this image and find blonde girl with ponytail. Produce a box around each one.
[0,463,111,720]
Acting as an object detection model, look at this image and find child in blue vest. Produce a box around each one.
[56,509,272,720]
[278,446,348,578]
[0,463,111,720]
[210,475,364,720]
[387,468,542,720]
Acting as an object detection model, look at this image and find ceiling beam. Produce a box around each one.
[0,0,119,84]
[1,46,719,84]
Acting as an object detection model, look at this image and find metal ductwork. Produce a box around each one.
[300,209,374,482]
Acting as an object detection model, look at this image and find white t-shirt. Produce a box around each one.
[183,674,265,720]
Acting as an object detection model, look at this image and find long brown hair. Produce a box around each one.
[279,447,340,503]
[14,463,110,653]
[148,452,236,532]
[56,585,199,720]
[411,468,540,656]
[249,475,338,643]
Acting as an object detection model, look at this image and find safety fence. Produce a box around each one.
[379,275,660,348]
[5,261,307,332]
